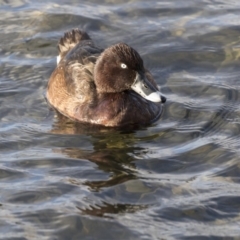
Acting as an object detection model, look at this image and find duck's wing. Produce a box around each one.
[57,29,103,101]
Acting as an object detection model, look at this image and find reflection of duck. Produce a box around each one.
[46,29,166,127]
[50,114,138,189]
[50,113,151,217]
[78,202,147,218]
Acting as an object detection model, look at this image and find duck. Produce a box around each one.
[46,29,166,127]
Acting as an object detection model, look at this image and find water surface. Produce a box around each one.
[1,0,240,239]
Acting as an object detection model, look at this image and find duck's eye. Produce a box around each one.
[121,63,127,69]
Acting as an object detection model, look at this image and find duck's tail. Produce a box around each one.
[57,29,91,64]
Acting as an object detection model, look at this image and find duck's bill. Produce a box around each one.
[131,73,166,103]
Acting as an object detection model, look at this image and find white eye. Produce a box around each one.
[121,63,127,69]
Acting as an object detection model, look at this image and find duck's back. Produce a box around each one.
[47,30,101,119]
[57,29,101,63]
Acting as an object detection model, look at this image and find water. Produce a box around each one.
[1,0,240,239]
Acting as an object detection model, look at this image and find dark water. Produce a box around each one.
[1,0,240,239]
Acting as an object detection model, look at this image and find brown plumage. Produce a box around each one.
[46,29,166,127]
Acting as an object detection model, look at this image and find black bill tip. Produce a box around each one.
[161,95,167,103]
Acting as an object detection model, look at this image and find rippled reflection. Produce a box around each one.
[1,0,240,239]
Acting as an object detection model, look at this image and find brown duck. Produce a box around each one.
[46,29,166,127]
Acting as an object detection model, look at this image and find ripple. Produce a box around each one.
[1,0,240,239]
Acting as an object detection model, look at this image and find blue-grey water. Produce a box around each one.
[1,0,240,239]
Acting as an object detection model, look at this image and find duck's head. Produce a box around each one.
[94,43,166,103]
